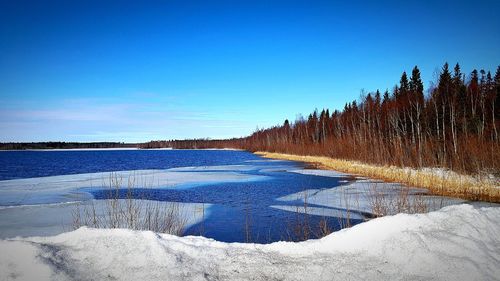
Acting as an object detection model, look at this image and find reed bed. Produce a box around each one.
[256,152,500,203]
[72,172,187,235]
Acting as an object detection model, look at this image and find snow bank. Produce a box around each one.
[0,204,498,281]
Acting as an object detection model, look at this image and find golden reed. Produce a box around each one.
[256,152,500,203]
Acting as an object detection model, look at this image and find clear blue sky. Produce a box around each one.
[1,0,499,142]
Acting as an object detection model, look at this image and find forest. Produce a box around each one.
[0,142,135,150]
[142,63,500,176]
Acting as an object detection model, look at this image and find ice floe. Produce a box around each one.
[0,168,268,206]
[0,200,210,239]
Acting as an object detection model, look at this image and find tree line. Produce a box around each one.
[144,63,500,175]
[0,142,136,150]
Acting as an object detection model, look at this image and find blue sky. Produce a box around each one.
[1,0,499,142]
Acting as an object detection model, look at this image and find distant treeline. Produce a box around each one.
[0,142,137,150]
[139,139,239,149]
[143,63,500,175]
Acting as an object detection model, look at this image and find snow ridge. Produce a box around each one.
[1,204,499,281]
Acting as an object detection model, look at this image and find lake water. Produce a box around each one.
[0,149,367,242]
[0,149,260,180]
[0,149,462,243]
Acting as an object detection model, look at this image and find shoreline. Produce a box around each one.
[0,147,245,152]
[256,152,500,203]
[0,147,138,152]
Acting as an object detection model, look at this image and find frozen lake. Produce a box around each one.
[0,149,466,243]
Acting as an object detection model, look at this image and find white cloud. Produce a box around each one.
[0,97,256,142]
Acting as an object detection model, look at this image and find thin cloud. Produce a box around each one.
[0,97,256,142]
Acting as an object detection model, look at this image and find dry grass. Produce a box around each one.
[367,183,429,217]
[72,172,187,235]
[256,152,500,203]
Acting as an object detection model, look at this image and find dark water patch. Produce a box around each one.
[89,168,359,243]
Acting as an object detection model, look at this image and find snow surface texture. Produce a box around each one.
[0,204,498,281]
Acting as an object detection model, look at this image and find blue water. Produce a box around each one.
[0,149,257,180]
[0,149,360,243]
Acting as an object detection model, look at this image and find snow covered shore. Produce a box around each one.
[1,204,498,281]
[274,169,477,217]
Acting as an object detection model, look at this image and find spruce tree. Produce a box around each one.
[410,66,424,94]
[400,71,410,97]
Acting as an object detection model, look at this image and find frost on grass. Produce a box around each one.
[0,205,498,281]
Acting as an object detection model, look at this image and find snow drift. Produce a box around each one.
[1,204,499,281]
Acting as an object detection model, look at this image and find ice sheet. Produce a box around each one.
[270,205,365,220]
[0,168,269,206]
[276,176,469,216]
[0,200,210,239]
